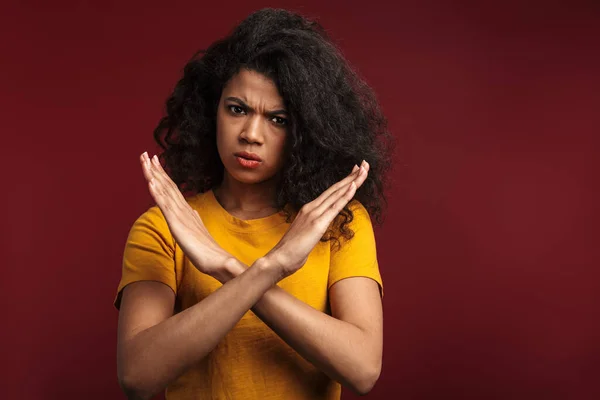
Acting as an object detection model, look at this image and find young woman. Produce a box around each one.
[114,7,394,400]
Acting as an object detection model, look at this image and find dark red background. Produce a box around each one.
[2,1,598,399]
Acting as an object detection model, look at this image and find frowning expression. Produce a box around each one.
[216,68,289,184]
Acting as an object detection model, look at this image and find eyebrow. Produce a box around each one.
[225,96,288,116]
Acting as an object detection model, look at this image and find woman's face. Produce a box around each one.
[216,68,288,186]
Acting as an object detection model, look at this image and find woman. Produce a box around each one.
[114,7,394,400]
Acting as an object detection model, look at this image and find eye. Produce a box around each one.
[227,105,246,115]
[271,116,288,126]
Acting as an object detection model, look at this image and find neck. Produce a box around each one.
[213,172,280,215]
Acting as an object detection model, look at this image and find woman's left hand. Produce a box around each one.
[140,151,233,281]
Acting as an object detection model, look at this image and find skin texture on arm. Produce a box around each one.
[223,257,384,395]
[120,145,381,397]
[130,9,394,396]
[116,257,278,400]
[118,258,383,399]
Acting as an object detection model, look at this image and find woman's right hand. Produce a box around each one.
[264,160,370,281]
[140,152,234,282]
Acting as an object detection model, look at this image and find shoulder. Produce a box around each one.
[133,204,167,229]
[347,199,372,222]
[335,199,374,235]
[327,199,375,252]
[127,205,174,249]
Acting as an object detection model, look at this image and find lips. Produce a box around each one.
[234,151,262,161]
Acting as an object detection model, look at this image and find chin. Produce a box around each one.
[226,166,265,183]
[233,175,263,184]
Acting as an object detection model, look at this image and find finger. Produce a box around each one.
[322,161,363,196]
[309,160,366,209]
[322,162,369,207]
[307,164,363,213]
[149,178,187,219]
[147,154,175,189]
[140,152,154,182]
[349,161,369,189]
[142,152,166,189]
[146,154,185,203]
[321,181,358,223]
[143,154,187,215]
[141,153,165,195]
[313,165,368,216]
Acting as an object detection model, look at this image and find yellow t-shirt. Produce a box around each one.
[114,189,383,400]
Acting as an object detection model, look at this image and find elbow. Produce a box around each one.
[118,371,154,400]
[349,361,382,396]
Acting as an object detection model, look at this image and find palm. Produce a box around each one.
[267,161,370,277]
[139,152,230,275]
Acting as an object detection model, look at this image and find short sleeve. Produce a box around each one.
[113,205,177,310]
[328,201,383,297]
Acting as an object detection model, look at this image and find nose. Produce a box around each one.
[239,114,263,144]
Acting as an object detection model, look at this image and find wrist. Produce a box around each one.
[263,242,307,277]
[219,257,245,283]
[253,256,285,285]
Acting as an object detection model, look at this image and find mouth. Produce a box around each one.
[235,155,261,169]
[234,152,262,162]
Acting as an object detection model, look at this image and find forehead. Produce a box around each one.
[223,69,284,105]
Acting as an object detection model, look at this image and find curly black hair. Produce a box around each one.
[153,7,396,250]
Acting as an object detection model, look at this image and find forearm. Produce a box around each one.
[120,258,278,400]
[225,257,381,395]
